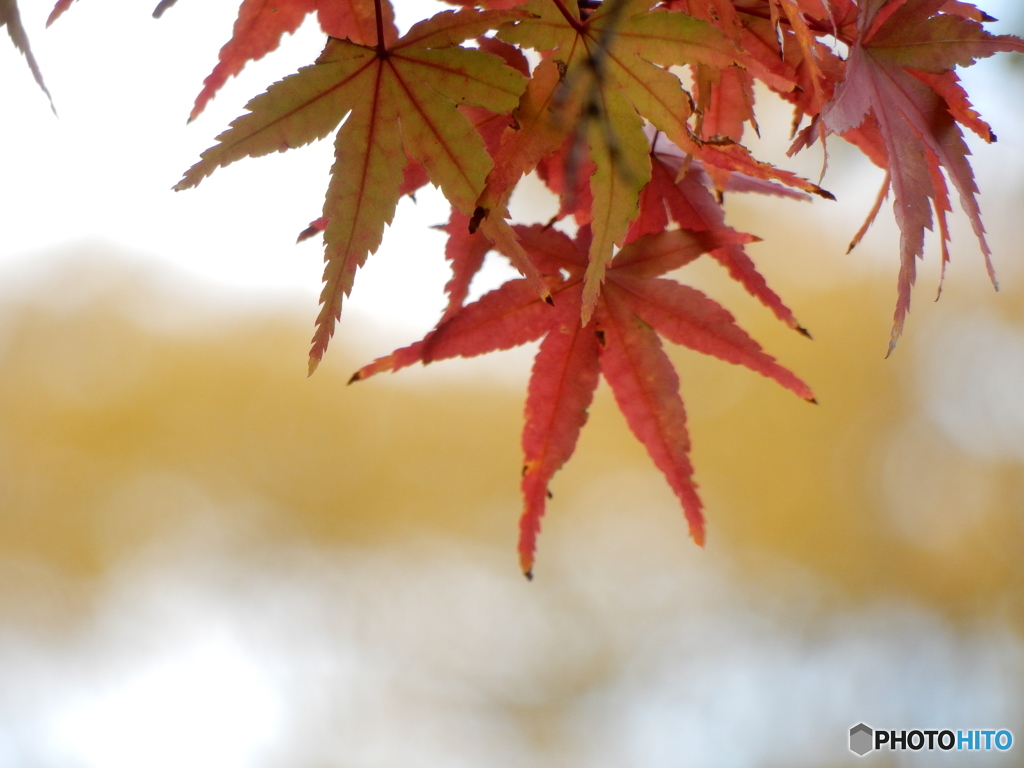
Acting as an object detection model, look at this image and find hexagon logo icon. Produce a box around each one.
[850,723,874,756]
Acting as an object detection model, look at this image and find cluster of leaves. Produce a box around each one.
[13,0,1023,575]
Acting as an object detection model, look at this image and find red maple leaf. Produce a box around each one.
[436,209,494,322]
[822,0,1024,353]
[537,128,813,334]
[350,224,814,576]
[628,130,812,334]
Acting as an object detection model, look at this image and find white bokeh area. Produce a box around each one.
[46,637,284,768]
[0,0,480,335]
[1,495,1022,768]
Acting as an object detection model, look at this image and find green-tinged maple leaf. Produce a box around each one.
[189,0,318,121]
[3,0,53,110]
[350,224,813,577]
[474,57,569,222]
[175,8,536,372]
[293,36,523,256]
[479,0,828,324]
[822,0,1024,353]
[188,0,399,121]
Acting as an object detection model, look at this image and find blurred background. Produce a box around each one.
[1,0,1024,766]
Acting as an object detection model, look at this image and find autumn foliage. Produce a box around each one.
[10,0,1023,576]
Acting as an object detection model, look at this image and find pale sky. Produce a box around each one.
[0,0,490,334]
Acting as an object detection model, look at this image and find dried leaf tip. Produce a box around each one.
[885,335,900,360]
[520,554,534,580]
[307,356,321,377]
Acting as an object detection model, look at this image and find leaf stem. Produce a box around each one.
[549,0,586,33]
[373,0,387,55]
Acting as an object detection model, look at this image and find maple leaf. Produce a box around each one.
[3,0,54,110]
[677,1,851,166]
[350,225,814,577]
[438,209,494,322]
[476,0,828,326]
[692,62,757,143]
[766,0,833,117]
[627,130,811,334]
[188,0,400,122]
[471,53,575,219]
[189,0,318,121]
[822,0,1024,353]
[176,7,536,372]
[668,1,786,144]
[535,126,811,334]
[294,37,524,247]
[666,0,805,103]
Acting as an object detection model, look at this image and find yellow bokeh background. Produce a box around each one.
[4,218,1021,620]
